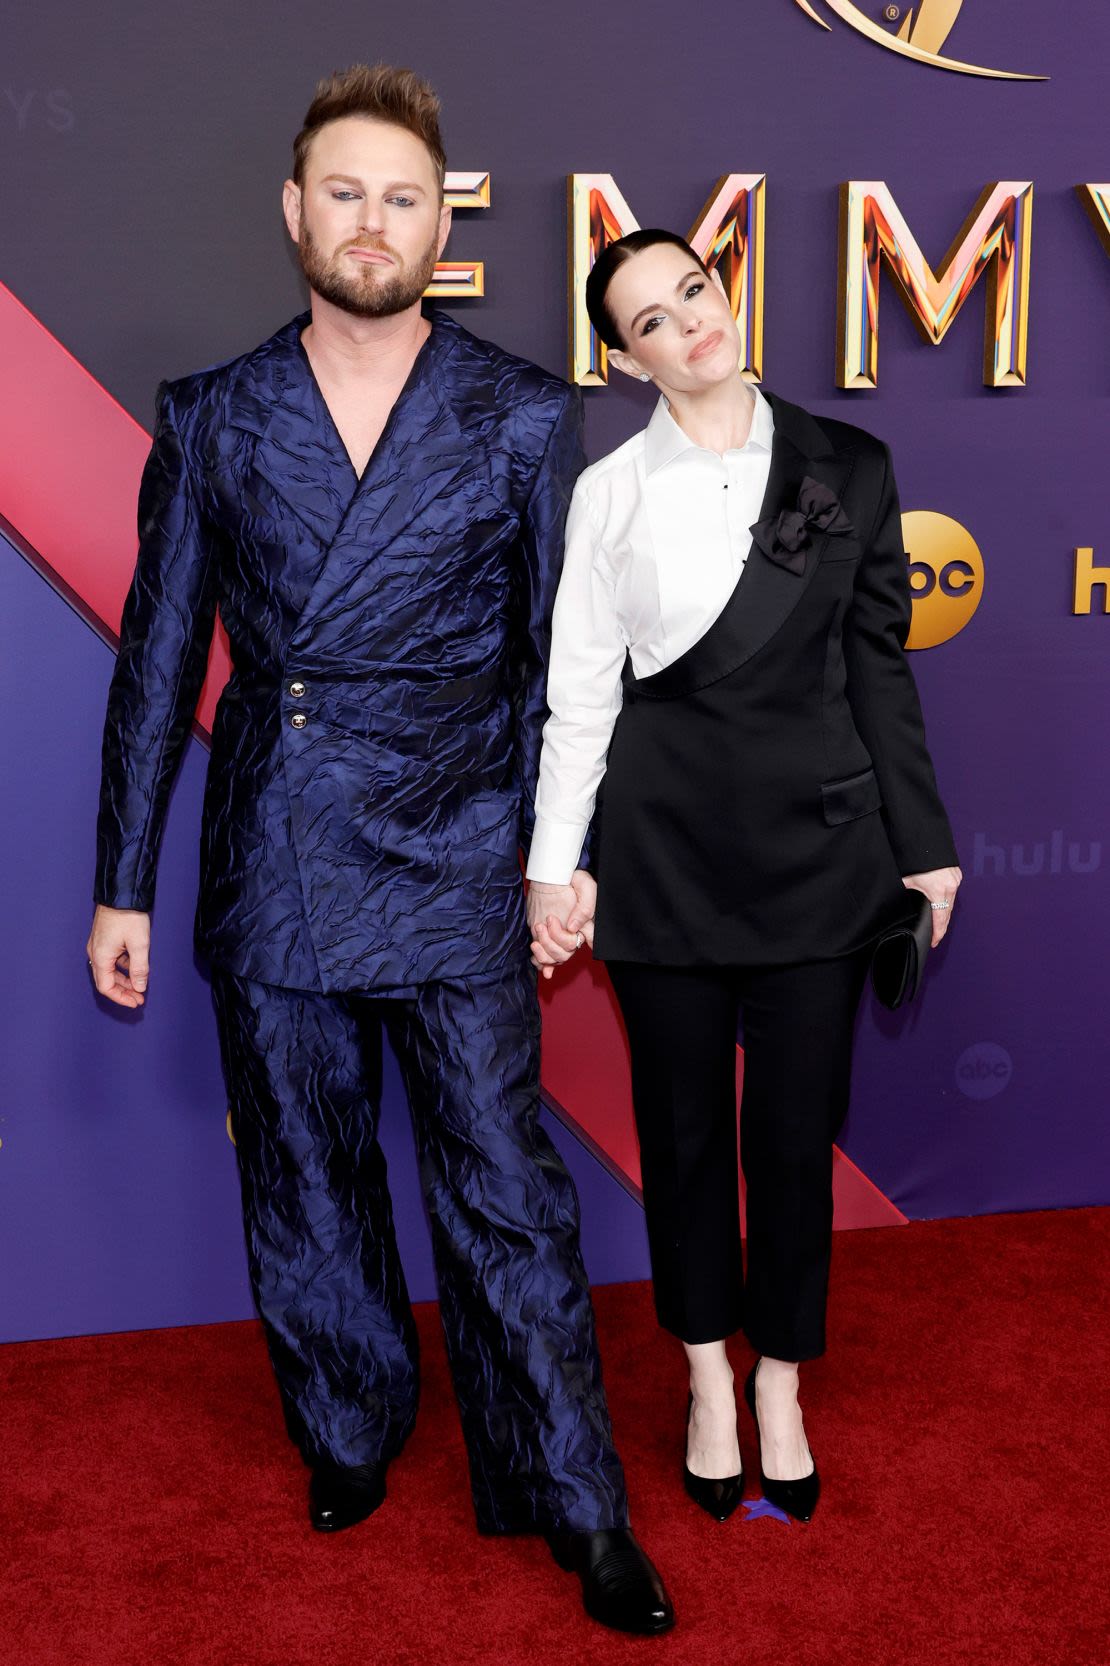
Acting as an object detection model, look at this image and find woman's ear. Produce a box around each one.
[608,348,648,382]
[709,267,727,296]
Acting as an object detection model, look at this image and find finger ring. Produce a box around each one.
[930,900,951,911]
[574,931,584,950]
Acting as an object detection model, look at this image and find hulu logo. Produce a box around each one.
[972,832,1101,878]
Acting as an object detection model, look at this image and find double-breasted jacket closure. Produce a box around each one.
[95,308,583,993]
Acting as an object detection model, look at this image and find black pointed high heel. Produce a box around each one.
[743,1359,821,1522]
[683,1393,745,1522]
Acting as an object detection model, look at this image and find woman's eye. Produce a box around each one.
[684,282,705,300]
[640,315,663,337]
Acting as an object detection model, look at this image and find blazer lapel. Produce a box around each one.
[630,391,856,701]
[291,310,476,640]
[225,314,356,553]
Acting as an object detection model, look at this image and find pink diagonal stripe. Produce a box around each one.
[3,280,908,1222]
[0,280,230,734]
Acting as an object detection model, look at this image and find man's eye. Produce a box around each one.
[332,191,359,201]
[388,196,416,208]
[684,282,705,300]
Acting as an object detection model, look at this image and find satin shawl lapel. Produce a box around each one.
[629,391,855,701]
[291,312,473,637]
[225,314,355,552]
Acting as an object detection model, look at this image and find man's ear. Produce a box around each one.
[608,348,648,382]
[282,179,302,244]
[437,202,453,258]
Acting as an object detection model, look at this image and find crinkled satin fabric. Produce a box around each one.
[212,961,629,1534]
[95,307,583,994]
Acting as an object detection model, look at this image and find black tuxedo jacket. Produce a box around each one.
[592,392,959,966]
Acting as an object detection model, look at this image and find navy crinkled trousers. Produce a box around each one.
[210,960,629,1535]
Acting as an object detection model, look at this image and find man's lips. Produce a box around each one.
[688,329,724,363]
[345,248,394,264]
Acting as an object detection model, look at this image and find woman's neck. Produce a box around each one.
[663,373,755,456]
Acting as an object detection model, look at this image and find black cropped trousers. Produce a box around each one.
[606,948,872,1361]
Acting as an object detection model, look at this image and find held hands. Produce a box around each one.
[527,869,597,980]
[901,866,962,948]
[86,905,151,1007]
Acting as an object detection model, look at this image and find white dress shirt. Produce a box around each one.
[526,385,776,885]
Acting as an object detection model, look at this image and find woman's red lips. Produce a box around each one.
[688,329,724,362]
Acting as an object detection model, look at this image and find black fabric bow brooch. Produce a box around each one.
[749,475,855,575]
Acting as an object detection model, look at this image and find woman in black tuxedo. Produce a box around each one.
[526,230,961,1523]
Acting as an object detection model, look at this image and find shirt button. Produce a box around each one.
[290,713,307,730]
[289,680,306,698]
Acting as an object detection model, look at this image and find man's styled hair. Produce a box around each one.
[292,63,447,192]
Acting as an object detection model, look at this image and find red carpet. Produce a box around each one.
[4,1209,1109,1666]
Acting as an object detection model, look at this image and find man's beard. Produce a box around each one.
[297,220,440,318]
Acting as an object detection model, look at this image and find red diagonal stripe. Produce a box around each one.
[0,280,230,736]
[540,958,908,1229]
[3,280,907,1225]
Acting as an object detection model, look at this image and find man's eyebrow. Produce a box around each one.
[320,174,428,194]
[626,270,704,332]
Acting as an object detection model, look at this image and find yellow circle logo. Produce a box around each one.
[902,511,984,650]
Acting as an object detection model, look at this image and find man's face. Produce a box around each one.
[284,116,450,318]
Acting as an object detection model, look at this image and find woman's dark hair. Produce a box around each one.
[585,229,712,350]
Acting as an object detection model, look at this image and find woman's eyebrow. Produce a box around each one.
[627,271,704,332]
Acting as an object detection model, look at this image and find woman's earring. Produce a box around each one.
[639,373,650,383]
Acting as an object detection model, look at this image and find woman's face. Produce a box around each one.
[605,242,741,394]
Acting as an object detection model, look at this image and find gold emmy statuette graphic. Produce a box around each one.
[903,511,983,648]
[226,1109,236,1146]
[791,0,1046,80]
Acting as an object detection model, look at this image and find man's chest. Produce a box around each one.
[312,378,400,481]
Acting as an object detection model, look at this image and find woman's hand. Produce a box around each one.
[902,866,962,948]
[527,870,597,979]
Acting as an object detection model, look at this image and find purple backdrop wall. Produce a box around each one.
[2,0,1107,1343]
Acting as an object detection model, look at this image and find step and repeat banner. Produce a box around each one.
[1,0,1106,1341]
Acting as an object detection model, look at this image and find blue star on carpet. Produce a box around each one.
[742,1496,792,1525]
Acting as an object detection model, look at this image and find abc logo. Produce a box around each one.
[955,1042,1013,1102]
[902,511,984,650]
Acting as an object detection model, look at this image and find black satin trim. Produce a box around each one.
[625,400,856,703]
[820,765,882,826]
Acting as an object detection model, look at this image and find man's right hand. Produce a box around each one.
[86,905,151,1008]
[527,869,597,980]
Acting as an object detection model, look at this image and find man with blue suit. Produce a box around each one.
[86,63,672,1636]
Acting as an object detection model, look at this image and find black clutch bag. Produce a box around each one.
[870,891,933,1010]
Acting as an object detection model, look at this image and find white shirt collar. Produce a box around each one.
[643,382,775,477]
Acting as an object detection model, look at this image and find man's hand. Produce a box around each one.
[86,905,151,1007]
[527,869,597,980]
[902,866,962,948]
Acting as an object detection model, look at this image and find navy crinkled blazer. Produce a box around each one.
[95,307,584,994]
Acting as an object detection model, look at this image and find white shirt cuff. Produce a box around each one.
[525,819,590,884]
